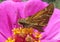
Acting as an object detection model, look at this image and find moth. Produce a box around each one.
[18,3,54,32]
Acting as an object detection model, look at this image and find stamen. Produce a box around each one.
[0,32,7,39]
[6,27,42,42]
[25,35,34,42]
[6,37,15,42]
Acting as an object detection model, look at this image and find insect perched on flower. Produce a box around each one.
[18,3,54,32]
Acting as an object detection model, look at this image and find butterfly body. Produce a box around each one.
[19,3,54,32]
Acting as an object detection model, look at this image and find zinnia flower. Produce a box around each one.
[0,0,60,42]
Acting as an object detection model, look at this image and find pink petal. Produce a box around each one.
[0,34,6,42]
[52,31,60,40]
[16,2,26,18]
[0,1,20,39]
[24,0,48,18]
[0,6,12,38]
[41,40,59,42]
[0,1,26,42]
[42,8,60,39]
[5,0,22,2]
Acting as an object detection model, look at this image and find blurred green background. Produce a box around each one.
[0,0,3,2]
[42,0,60,9]
[0,0,60,9]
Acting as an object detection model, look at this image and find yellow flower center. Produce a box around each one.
[5,27,42,42]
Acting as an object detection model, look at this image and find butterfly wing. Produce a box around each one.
[26,3,54,27]
[19,3,54,32]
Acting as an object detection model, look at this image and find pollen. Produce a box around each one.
[34,40,41,42]
[6,37,15,42]
[34,32,42,38]
[6,27,42,42]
